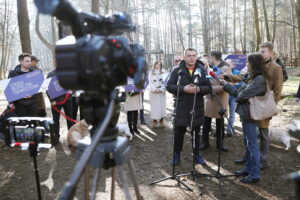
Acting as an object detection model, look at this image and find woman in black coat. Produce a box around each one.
[221,53,269,184]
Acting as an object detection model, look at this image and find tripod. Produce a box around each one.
[149,70,193,191]
[192,92,238,196]
[59,90,142,200]
[77,129,142,200]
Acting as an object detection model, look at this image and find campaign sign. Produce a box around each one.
[125,77,142,92]
[47,76,67,99]
[4,70,44,102]
[223,54,247,71]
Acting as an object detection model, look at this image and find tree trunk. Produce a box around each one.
[271,0,277,43]
[233,0,237,51]
[243,0,247,53]
[91,0,99,13]
[252,0,262,51]
[17,0,31,54]
[188,0,192,47]
[262,0,271,41]
[295,0,300,58]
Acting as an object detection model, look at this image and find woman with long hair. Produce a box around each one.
[221,53,269,184]
[149,61,166,128]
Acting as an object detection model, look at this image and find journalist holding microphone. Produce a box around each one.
[166,48,211,166]
[220,53,270,184]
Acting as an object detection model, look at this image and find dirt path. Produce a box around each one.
[0,83,299,199]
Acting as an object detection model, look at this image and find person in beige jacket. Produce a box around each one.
[201,51,232,152]
[257,42,283,168]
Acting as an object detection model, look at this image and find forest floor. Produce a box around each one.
[0,69,300,200]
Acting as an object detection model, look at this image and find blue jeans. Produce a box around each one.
[227,96,237,133]
[242,121,260,179]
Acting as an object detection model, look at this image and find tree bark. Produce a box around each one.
[17,0,31,54]
[262,0,271,41]
[252,0,262,51]
[271,0,276,43]
[295,0,300,58]
[91,0,100,13]
[233,0,237,51]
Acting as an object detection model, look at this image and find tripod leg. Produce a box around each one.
[84,166,90,200]
[90,167,101,200]
[111,168,116,200]
[117,166,132,200]
[127,160,142,200]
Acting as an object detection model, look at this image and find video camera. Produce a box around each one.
[35,0,147,91]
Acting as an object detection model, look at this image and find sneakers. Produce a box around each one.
[240,176,259,184]
[170,153,180,166]
[194,154,206,165]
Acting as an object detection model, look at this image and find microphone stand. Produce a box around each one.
[191,83,238,197]
[149,71,193,191]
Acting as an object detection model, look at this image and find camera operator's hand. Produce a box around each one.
[184,84,200,94]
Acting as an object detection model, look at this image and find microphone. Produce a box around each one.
[193,68,201,84]
[209,71,220,81]
[177,69,183,85]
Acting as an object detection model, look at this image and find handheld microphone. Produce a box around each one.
[209,71,220,81]
[177,69,183,85]
[193,68,201,84]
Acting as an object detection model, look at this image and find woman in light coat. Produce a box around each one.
[149,61,166,128]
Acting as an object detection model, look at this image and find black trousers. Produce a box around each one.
[71,96,83,121]
[15,103,38,117]
[127,110,138,128]
[202,117,224,147]
[51,100,74,136]
[174,125,200,154]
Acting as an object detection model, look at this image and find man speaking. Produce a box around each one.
[166,48,211,166]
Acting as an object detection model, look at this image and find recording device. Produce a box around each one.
[193,68,201,84]
[3,117,56,147]
[35,0,147,91]
[209,71,220,81]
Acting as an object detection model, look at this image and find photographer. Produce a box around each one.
[221,53,269,184]
[200,51,231,152]
[8,53,38,117]
[166,48,211,166]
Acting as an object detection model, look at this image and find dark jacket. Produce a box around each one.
[223,75,266,122]
[8,65,38,105]
[297,83,300,98]
[276,58,288,82]
[166,60,211,127]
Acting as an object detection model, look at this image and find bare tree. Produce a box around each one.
[262,0,271,41]
[17,0,31,54]
[252,0,262,50]
[91,0,100,13]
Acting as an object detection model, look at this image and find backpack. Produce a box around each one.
[276,58,288,82]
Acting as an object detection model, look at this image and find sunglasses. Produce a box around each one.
[175,59,181,62]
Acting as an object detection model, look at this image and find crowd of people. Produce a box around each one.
[2,41,288,185]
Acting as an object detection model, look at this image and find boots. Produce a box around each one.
[170,152,180,166]
[128,121,134,135]
[133,122,140,134]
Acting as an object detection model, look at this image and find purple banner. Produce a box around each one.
[4,70,44,102]
[125,74,149,92]
[47,76,67,100]
[224,54,247,71]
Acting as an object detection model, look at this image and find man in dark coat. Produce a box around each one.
[8,53,38,117]
[166,48,211,165]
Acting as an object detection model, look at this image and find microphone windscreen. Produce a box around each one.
[209,71,216,78]
[212,66,218,72]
